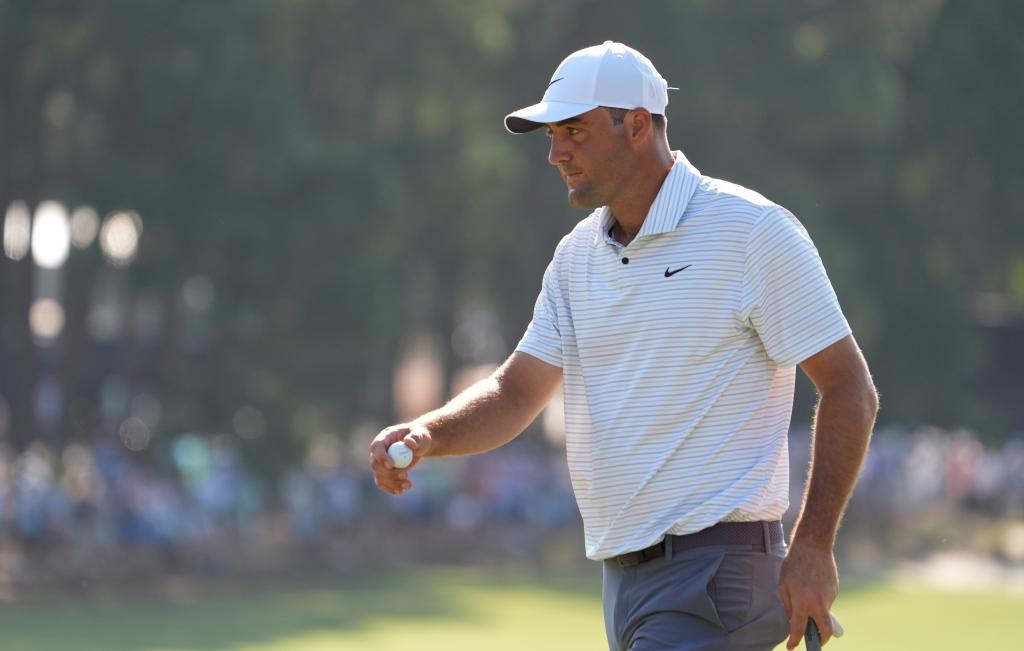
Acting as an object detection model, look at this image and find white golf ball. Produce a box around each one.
[388,441,414,469]
[830,613,845,638]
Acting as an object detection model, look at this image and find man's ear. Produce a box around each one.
[628,109,652,143]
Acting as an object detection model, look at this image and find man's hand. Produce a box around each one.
[778,542,839,649]
[369,423,432,496]
[367,352,561,496]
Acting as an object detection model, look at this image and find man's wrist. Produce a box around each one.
[790,524,836,552]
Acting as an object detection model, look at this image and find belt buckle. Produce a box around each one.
[641,540,664,563]
[616,540,663,568]
[616,552,642,568]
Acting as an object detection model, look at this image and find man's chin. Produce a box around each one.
[567,188,602,209]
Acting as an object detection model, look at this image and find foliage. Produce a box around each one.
[1,0,1021,475]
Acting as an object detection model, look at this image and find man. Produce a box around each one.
[370,41,878,651]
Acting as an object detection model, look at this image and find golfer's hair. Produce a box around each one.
[605,107,666,132]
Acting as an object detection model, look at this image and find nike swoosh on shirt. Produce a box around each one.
[664,265,692,277]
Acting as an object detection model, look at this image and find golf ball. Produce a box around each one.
[388,441,414,469]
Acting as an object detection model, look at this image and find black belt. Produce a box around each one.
[613,520,784,568]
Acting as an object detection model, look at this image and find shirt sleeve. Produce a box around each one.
[514,255,564,368]
[740,206,852,367]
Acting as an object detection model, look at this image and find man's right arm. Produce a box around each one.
[369,351,562,495]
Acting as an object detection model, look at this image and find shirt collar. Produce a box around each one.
[593,151,702,246]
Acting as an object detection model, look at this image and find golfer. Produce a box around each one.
[371,41,878,651]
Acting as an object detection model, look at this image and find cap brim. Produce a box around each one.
[504,100,598,134]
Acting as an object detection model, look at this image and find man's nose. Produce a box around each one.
[548,136,569,166]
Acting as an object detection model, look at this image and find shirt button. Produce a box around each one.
[621,257,629,265]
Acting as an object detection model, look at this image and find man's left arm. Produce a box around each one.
[779,334,879,650]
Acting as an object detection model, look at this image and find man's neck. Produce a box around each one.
[608,150,675,246]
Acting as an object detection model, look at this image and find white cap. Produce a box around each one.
[505,41,669,134]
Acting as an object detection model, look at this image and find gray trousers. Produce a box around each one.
[602,541,789,651]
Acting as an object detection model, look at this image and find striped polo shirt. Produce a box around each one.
[516,151,851,560]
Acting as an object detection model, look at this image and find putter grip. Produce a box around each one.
[805,618,822,651]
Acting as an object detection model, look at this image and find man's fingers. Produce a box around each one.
[370,448,391,470]
[404,431,431,457]
[372,466,407,483]
[372,471,412,495]
[786,610,807,651]
[369,426,425,495]
[778,583,792,620]
[370,440,394,470]
[778,578,797,648]
[373,474,399,495]
[370,452,407,495]
[370,426,412,470]
[812,608,835,645]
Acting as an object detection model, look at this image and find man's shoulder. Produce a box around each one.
[690,175,778,219]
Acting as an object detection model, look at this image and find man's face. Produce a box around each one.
[545,108,634,209]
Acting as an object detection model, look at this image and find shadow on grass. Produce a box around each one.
[0,572,459,651]
[0,567,602,651]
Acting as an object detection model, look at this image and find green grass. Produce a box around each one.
[0,567,1019,650]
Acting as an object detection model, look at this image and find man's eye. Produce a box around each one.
[567,127,581,136]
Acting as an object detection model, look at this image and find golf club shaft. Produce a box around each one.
[805,618,822,651]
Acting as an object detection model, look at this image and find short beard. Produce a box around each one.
[567,184,604,209]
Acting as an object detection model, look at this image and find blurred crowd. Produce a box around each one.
[851,426,1024,516]
[0,425,1021,586]
[0,431,579,585]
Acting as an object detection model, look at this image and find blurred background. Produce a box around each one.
[0,1,1022,649]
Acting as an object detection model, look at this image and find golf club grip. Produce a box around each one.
[805,618,822,651]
